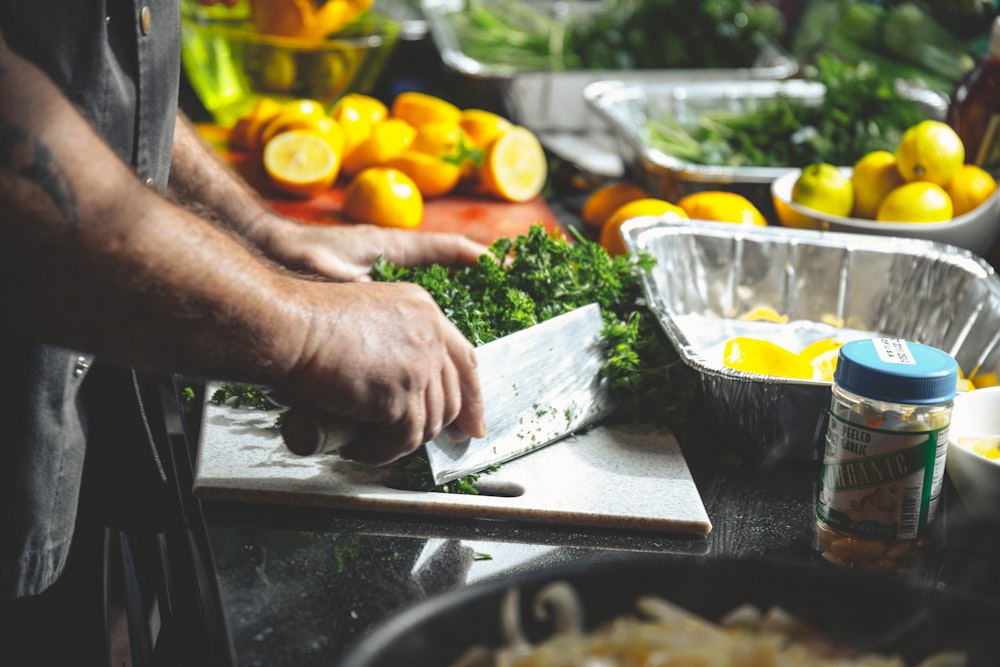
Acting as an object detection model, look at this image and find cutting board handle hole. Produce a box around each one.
[472,480,525,497]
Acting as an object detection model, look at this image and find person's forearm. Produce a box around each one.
[169,111,297,244]
[0,37,304,384]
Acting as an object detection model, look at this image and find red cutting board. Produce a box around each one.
[199,124,563,245]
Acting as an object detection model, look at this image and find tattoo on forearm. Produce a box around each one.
[0,121,80,233]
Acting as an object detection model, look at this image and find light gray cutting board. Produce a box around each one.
[193,396,712,535]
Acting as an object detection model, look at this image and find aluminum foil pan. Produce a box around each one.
[421,0,798,130]
[620,216,1000,464]
[584,78,948,212]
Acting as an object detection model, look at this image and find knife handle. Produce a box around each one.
[280,407,363,456]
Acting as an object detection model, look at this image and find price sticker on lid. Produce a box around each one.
[872,338,916,365]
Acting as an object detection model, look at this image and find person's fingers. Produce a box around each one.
[339,413,424,466]
[449,339,486,440]
[423,368,446,444]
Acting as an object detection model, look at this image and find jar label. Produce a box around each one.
[817,412,945,541]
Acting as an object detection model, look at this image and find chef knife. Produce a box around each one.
[280,303,615,485]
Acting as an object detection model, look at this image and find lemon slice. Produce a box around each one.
[797,337,844,382]
[723,337,814,380]
[739,307,789,324]
[262,130,339,198]
[476,126,547,203]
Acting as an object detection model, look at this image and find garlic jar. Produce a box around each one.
[816,338,957,571]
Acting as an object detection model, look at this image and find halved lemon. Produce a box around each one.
[476,126,547,203]
[262,130,339,198]
[459,108,512,149]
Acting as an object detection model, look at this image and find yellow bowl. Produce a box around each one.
[181,0,399,127]
[771,169,1000,256]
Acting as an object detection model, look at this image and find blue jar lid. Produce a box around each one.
[834,338,958,405]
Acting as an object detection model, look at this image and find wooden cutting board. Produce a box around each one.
[193,390,712,535]
[200,124,563,245]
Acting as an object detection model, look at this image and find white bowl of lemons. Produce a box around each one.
[947,386,1000,523]
[771,120,1000,256]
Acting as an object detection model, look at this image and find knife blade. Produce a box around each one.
[424,302,613,484]
[280,303,614,485]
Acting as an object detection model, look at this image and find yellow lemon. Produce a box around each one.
[600,198,687,257]
[476,126,547,203]
[259,98,331,146]
[581,181,649,228]
[791,163,854,217]
[895,119,965,186]
[391,91,462,128]
[945,164,998,216]
[229,97,283,151]
[677,191,768,225]
[850,150,905,219]
[410,121,473,163]
[330,93,389,159]
[262,129,340,198]
[342,166,423,228]
[876,181,953,223]
[973,371,999,388]
[384,150,462,198]
[459,108,512,149]
[340,117,417,177]
[723,337,814,380]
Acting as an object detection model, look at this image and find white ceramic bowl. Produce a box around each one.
[771,169,1000,257]
[946,386,1000,522]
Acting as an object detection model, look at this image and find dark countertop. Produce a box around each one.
[194,422,1000,666]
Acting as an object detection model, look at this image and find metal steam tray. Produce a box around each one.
[621,216,1000,464]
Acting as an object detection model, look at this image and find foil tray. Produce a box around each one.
[420,0,798,176]
[584,78,947,212]
[621,216,1000,464]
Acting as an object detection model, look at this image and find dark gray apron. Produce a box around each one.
[0,0,180,598]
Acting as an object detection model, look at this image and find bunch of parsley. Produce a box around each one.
[213,226,702,494]
[373,225,700,435]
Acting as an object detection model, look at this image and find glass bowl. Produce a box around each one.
[181,0,400,127]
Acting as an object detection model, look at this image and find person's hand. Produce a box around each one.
[269,280,486,465]
[254,220,490,282]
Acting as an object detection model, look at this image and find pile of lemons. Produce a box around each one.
[581,183,768,256]
[792,119,997,223]
[227,91,547,228]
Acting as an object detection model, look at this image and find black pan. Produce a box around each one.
[339,553,998,667]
